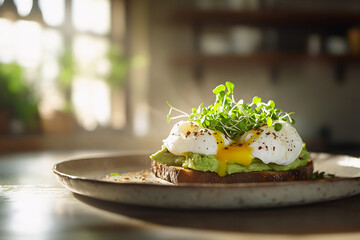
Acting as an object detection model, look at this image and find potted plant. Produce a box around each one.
[0,63,39,135]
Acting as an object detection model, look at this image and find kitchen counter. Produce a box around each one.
[0,151,359,239]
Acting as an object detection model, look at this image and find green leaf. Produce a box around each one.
[213,84,225,94]
[274,123,282,131]
[167,114,172,122]
[239,121,249,131]
[266,117,272,127]
[225,81,234,93]
[268,100,275,109]
[252,96,261,104]
[110,173,120,176]
[255,105,262,112]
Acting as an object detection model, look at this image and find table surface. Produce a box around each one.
[0,151,359,240]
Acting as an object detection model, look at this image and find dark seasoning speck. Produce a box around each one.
[101,170,161,184]
[272,133,277,139]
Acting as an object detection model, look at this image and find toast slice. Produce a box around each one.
[151,159,313,184]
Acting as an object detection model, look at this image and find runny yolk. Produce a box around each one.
[213,129,262,177]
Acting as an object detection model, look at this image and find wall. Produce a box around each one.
[144,0,360,152]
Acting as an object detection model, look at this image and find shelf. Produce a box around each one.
[172,9,360,28]
[174,53,360,65]
[171,9,360,82]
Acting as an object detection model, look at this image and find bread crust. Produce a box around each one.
[151,159,314,184]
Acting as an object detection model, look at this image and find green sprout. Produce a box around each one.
[167,81,295,140]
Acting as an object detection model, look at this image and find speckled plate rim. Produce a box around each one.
[53,152,360,209]
[52,152,360,188]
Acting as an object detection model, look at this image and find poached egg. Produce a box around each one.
[163,120,303,176]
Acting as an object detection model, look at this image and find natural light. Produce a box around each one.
[72,0,110,34]
[0,0,116,132]
[14,0,32,16]
[39,0,65,26]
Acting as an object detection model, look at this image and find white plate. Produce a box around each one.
[53,152,360,209]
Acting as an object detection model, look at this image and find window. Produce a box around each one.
[0,0,127,133]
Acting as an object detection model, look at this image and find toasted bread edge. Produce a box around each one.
[151,159,314,184]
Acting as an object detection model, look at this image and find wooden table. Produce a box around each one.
[1,151,359,239]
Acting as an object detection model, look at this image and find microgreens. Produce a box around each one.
[311,171,336,180]
[167,82,295,140]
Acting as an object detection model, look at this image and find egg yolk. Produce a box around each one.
[214,129,262,177]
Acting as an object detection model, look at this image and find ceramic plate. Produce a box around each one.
[53,152,360,209]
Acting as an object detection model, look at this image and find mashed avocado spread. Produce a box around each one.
[150,145,310,176]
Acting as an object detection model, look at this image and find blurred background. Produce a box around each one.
[0,0,359,155]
